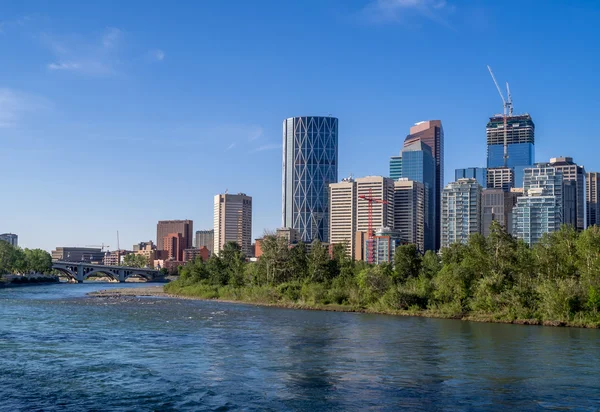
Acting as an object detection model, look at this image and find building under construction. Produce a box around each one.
[486,114,535,187]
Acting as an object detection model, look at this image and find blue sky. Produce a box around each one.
[1,0,599,251]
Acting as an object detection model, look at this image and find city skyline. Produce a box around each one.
[2,1,600,251]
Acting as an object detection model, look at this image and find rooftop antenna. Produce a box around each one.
[487,65,511,168]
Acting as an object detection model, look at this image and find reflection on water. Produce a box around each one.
[1,284,599,411]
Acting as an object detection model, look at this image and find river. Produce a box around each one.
[0,283,598,411]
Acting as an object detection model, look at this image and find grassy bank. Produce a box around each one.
[163,282,600,328]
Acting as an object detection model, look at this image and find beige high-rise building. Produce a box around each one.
[214,193,253,256]
[486,167,514,190]
[587,172,600,227]
[394,179,425,252]
[329,178,358,257]
[355,176,395,261]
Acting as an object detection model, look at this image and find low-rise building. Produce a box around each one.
[51,247,105,263]
[183,247,210,263]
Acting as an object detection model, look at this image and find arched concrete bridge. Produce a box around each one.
[52,261,161,283]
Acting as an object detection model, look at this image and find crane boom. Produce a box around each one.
[506,82,513,116]
[487,65,506,109]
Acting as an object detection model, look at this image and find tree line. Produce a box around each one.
[165,221,600,327]
[0,241,53,275]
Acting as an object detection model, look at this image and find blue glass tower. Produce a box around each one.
[486,114,535,187]
[401,141,435,251]
[455,167,487,188]
[389,156,402,180]
[282,116,338,243]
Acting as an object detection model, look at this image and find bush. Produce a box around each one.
[278,282,302,302]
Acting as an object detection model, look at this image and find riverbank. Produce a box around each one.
[87,286,600,329]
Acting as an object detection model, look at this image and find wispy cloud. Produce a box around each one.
[0,88,50,128]
[251,143,281,153]
[362,0,453,27]
[225,142,236,151]
[150,49,165,61]
[0,16,31,34]
[42,27,123,76]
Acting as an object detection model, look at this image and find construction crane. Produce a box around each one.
[358,188,388,264]
[85,243,110,252]
[487,65,513,168]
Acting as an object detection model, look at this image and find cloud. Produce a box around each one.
[225,142,236,151]
[47,62,82,71]
[43,27,123,76]
[0,16,31,34]
[0,88,50,128]
[248,126,263,141]
[150,49,165,61]
[363,0,453,27]
[251,143,281,153]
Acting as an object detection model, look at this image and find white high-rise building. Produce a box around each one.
[213,193,253,256]
[393,179,425,252]
[441,178,483,249]
[513,166,563,246]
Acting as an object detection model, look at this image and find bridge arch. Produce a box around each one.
[83,270,119,282]
[123,271,152,282]
[52,267,77,282]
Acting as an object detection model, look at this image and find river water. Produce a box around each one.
[0,283,598,411]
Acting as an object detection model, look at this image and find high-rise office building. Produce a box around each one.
[487,167,515,191]
[455,167,487,189]
[195,230,214,255]
[394,179,426,252]
[355,176,395,261]
[482,188,521,237]
[486,114,535,187]
[282,116,338,243]
[404,120,443,250]
[329,177,358,258]
[545,157,586,230]
[389,155,402,180]
[441,178,483,249]
[214,193,253,256]
[400,140,435,251]
[156,220,193,252]
[587,172,600,227]
[0,233,18,246]
[513,166,563,246]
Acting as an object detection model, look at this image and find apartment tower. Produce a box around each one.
[441,178,483,249]
[513,166,563,246]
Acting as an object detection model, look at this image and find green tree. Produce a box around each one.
[123,253,149,268]
[420,250,441,279]
[576,225,600,288]
[220,242,246,287]
[23,248,52,274]
[393,244,422,283]
[308,240,330,283]
[288,242,309,281]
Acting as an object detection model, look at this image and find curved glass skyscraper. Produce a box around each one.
[282,116,338,243]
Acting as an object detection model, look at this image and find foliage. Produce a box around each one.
[122,253,149,268]
[166,225,600,328]
[0,241,52,275]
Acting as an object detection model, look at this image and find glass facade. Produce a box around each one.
[389,156,402,180]
[486,114,535,188]
[441,179,483,249]
[282,116,338,243]
[455,167,487,188]
[513,166,563,246]
[401,141,435,251]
